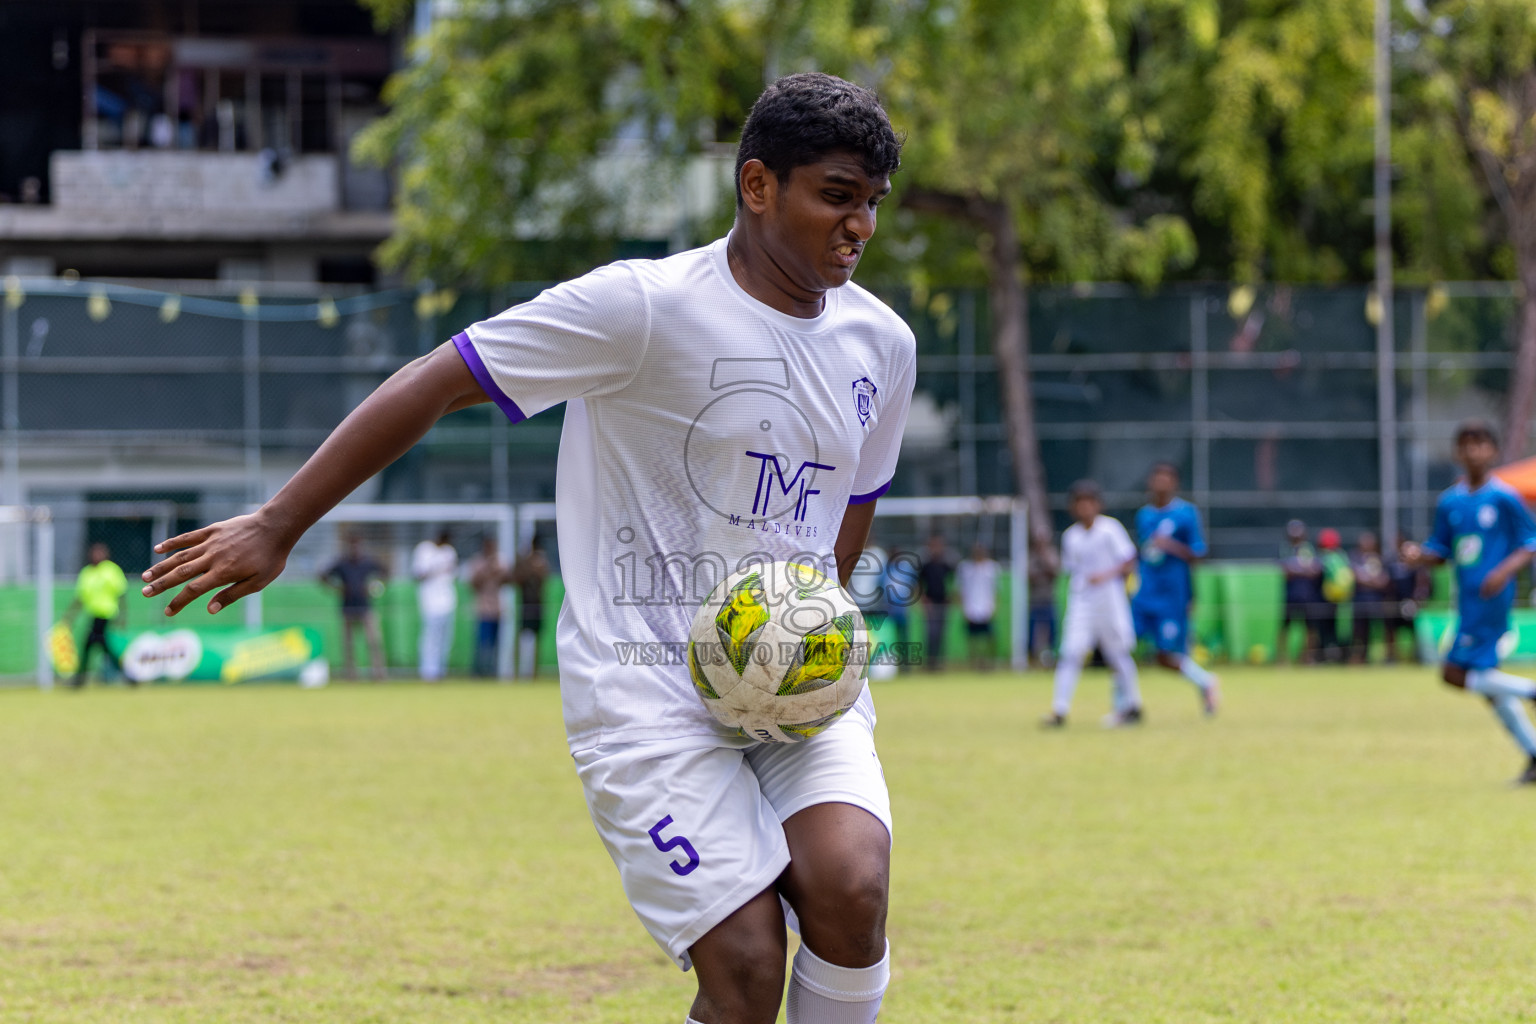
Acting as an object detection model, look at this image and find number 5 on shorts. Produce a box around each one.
[648,815,700,876]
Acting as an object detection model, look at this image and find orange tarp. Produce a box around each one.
[1493,456,1536,501]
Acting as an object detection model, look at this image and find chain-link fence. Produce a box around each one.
[0,275,1523,584]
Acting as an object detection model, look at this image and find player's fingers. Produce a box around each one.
[154,525,212,556]
[141,546,204,588]
[207,578,264,615]
[162,572,223,617]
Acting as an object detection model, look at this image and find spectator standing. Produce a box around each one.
[412,530,459,681]
[880,548,920,671]
[956,541,999,669]
[1350,531,1393,664]
[1315,528,1353,663]
[67,542,128,688]
[1027,544,1060,669]
[1390,537,1431,663]
[509,538,550,679]
[467,536,511,678]
[918,533,954,672]
[320,535,388,681]
[1278,520,1324,665]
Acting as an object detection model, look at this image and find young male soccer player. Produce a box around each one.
[1402,419,1536,785]
[139,73,911,1024]
[1130,462,1221,714]
[1042,480,1143,728]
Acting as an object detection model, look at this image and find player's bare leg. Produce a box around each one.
[1157,650,1220,715]
[687,886,789,1024]
[778,802,891,1023]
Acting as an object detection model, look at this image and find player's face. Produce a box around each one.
[1071,496,1100,526]
[1456,436,1498,476]
[1147,469,1177,503]
[758,153,891,291]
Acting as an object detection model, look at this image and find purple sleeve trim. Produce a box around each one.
[848,480,892,505]
[452,331,527,425]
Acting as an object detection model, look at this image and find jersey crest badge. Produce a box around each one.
[852,377,877,425]
[1478,504,1497,529]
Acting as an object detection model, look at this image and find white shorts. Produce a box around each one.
[572,694,891,970]
[1060,597,1135,658]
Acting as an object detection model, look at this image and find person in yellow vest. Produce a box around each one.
[66,542,128,688]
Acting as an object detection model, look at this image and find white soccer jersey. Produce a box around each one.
[456,236,917,750]
[1061,515,1137,606]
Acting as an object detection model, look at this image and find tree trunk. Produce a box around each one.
[1506,266,1536,462]
[901,188,1054,558]
[1481,72,1536,459]
[972,201,1054,558]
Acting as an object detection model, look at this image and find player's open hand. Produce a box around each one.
[140,513,291,616]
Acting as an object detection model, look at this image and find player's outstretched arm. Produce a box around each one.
[141,342,489,616]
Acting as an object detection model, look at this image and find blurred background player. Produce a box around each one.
[66,542,128,689]
[509,537,549,679]
[467,535,511,678]
[1042,480,1141,729]
[1027,543,1060,669]
[955,540,998,670]
[1390,537,1431,663]
[412,529,459,681]
[320,534,388,681]
[918,532,953,672]
[1131,463,1220,715]
[1315,528,1354,664]
[1350,531,1393,665]
[1402,419,1536,785]
[880,548,920,672]
[1278,519,1323,665]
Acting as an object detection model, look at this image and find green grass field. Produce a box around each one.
[3,667,1535,1023]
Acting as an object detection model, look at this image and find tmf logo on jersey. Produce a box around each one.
[746,452,835,521]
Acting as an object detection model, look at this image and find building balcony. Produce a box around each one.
[0,151,391,243]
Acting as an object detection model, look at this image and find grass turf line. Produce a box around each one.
[1,668,1534,1022]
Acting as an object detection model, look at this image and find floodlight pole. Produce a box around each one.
[1374,0,1400,544]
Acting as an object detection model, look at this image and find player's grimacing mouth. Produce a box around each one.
[833,242,863,268]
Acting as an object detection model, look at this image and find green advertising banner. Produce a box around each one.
[118,625,329,686]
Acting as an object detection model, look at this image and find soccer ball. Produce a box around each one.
[687,560,870,743]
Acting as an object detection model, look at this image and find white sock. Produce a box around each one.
[1466,668,1536,700]
[1051,653,1084,716]
[785,941,890,1024]
[1487,695,1536,756]
[1178,655,1214,690]
[1105,648,1141,710]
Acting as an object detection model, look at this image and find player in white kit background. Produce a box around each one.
[1042,480,1143,729]
[140,74,912,1024]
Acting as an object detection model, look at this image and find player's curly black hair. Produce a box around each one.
[734,72,903,207]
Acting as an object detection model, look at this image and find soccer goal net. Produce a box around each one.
[8,496,1026,689]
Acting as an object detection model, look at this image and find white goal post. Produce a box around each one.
[15,497,1027,688]
[0,505,56,690]
[505,496,1031,673]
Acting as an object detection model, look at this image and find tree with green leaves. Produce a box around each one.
[354,0,764,286]
[1397,0,1536,457]
[806,0,1199,554]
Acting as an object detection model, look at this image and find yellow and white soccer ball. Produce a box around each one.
[687,560,869,743]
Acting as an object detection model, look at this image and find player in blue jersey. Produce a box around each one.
[1403,419,1536,785]
[1131,463,1221,715]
